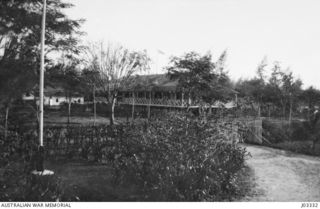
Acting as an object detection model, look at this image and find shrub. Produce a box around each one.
[262,119,320,156]
[262,120,290,143]
[0,131,63,201]
[109,113,247,201]
[290,121,311,141]
[274,141,315,155]
[0,162,62,201]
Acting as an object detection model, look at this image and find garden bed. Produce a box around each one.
[1,112,249,201]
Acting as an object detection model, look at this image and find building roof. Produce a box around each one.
[121,74,238,94]
[123,74,179,92]
[31,86,83,97]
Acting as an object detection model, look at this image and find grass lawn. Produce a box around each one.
[43,112,145,126]
[45,114,111,125]
[46,160,140,201]
[46,159,252,202]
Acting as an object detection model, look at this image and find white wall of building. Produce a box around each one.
[26,94,84,107]
[22,93,35,101]
[46,96,84,106]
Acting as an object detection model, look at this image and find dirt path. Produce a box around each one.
[241,144,320,201]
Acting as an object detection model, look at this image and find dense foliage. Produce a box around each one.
[234,59,320,120]
[0,112,248,201]
[0,0,84,142]
[0,130,62,201]
[262,119,320,156]
[109,113,248,201]
[166,51,233,104]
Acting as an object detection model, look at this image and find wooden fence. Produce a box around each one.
[43,126,117,161]
[39,117,263,160]
[119,97,189,107]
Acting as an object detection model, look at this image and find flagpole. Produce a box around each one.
[32,0,54,176]
[35,0,47,172]
[39,0,46,147]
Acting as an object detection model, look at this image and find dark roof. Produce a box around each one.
[122,74,180,92]
[32,86,82,97]
[121,74,239,94]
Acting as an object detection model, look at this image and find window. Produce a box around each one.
[78,99,81,103]
[56,98,59,102]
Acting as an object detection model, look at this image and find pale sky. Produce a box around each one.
[66,0,320,88]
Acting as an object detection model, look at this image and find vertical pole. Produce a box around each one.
[39,0,47,147]
[4,106,9,141]
[148,91,151,120]
[93,84,96,126]
[181,92,184,107]
[289,97,293,127]
[36,0,47,172]
[235,93,238,106]
[131,92,135,122]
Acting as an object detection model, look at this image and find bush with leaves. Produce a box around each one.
[262,119,320,156]
[109,112,247,201]
[0,130,63,201]
[0,163,62,201]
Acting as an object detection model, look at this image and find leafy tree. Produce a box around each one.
[84,42,150,125]
[281,70,302,123]
[236,59,302,119]
[256,56,268,81]
[267,63,302,120]
[0,0,83,134]
[211,50,234,101]
[300,86,320,119]
[236,78,265,116]
[236,58,269,116]
[81,68,100,126]
[0,0,83,53]
[166,51,232,106]
[47,57,82,124]
[0,39,36,139]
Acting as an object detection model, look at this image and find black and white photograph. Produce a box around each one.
[0,0,320,207]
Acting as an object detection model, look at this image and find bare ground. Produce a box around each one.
[240,144,320,201]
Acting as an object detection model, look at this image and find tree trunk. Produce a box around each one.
[110,98,115,126]
[283,106,286,121]
[181,92,184,107]
[131,92,135,123]
[147,91,151,121]
[68,100,71,125]
[4,106,9,141]
[268,105,271,119]
[109,93,117,126]
[312,138,317,152]
[289,99,293,126]
[188,92,192,106]
[93,84,96,126]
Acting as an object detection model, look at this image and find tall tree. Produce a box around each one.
[281,70,302,124]
[236,78,265,116]
[0,0,83,133]
[81,69,100,126]
[256,56,268,81]
[236,60,302,119]
[166,51,232,106]
[84,43,150,125]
